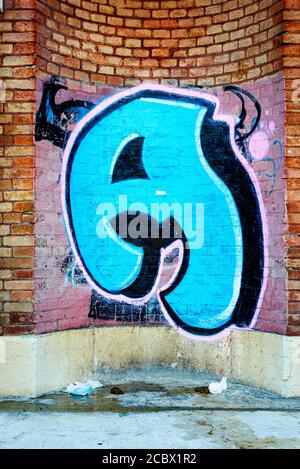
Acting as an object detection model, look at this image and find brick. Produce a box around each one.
[151,48,170,57]
[144,20,160,28]
[179,38,196,47]
[231,50,246,61]
[6,103,34,113]
[98,66,114,75]
[170,9,187,18]
[2,32,35,43]
[115,66,133,76]
[133,48,150,57]
[0,21,12,31]
[152,9,169,18]
[124,58,140,67]
[106,36,123,46]
[0,180,12,190]
[0,45,13,54]
[153,29,170,38]
[3,169,34,180]
[125,19,142,28]
[125,38,142,47]
[107,76,124,86]
[223,41,238,51]
[0,202,13,212]
[4,280,33,291]
[4,303,33,313]
[205,5,222,15]
[188,46,205,56]
[0,248,12,257]
[11,291,33,301]
[13,202,34,212]
[0,314,10,326]
[2,324,35,335]
[0,225,10,235]
[3,213,21,223]
[143,39,160,47]
[161,39,179,47]
[188,8,204,17]
[3,236,34,247]
[4,125,33,135]
[13,247,34,257]
[15,0,35,8]
[12,155,35,165]
[11,224,33,235]
[14,21,35,32]
[207,45,223,54]
[115,47,132,57]
[117,8,134,17]
[152,68,170,77]
[15,270,33,279]
[0,292,11,302]
[224,21,238,32]
[1,258,33,269]
[143,1,159,7]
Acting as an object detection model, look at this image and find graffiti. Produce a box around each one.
[61,248,87,287]
[89,295,163,323]
[251,133,283,194]
[223,85,283,194]
[58,84,267,337]
[35,76,93,148]
[247,112,283,194]
[224,85,261,160]
[35,78,270,337]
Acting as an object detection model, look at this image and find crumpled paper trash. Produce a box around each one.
[208,377,227,395]
[65,380,103,396]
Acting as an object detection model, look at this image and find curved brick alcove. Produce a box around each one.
[31,0,287,337]
[1,0,300,338]
[2,0,300,399]
[36,0,282,88]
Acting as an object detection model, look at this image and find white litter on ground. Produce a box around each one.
[65,380,103,396]
[208,377,227,395]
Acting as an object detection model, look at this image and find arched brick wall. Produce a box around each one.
[1,0,300,337]
[36,0,283,87]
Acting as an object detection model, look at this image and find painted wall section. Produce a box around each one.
[34,74,286,337]
[0,0,297,337]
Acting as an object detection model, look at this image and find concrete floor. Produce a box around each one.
[0,368,300,449]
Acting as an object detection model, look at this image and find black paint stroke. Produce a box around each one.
[224,85,261,161]
[35,76,93,148]
[111,136,149,183]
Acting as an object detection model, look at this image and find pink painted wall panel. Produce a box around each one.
[34,73,287,336]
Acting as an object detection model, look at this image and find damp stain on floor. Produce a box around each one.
[0,368,300,449]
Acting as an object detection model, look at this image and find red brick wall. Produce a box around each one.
[1,0,299,336]
[35,0,283,87]
[0,0,36,335]
[283,0,300,335]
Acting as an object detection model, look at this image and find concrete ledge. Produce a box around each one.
[0,326,299,397]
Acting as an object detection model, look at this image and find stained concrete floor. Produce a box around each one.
[0,367,300,449]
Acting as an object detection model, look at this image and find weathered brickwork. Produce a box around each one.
[0,0,36,335]
[283,0,300,335]
[35,0,283,88]
[0,0,299,336]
